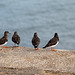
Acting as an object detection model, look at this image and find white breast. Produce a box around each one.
[0,42,8,46]
[50,41,59,48]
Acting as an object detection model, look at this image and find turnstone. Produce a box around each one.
[0,31,10,50]
[12,32,20,47]
[32,32,40,50]
[43,33,59,51]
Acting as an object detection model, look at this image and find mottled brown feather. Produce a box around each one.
[43,33,59,48]
[12,32,20,45]
[0,31,9,45]
[32,33,40,48]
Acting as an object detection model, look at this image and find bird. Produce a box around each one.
[32,32,40,50]
[43,33,59,51]
[0,31,10,50]
[12,32,20,47]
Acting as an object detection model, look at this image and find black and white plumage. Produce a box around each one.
[43,33,59,51]
[32,32,40,50]
[12,32,20,46]
[0,31,10,46]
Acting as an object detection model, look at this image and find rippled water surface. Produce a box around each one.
[0,0,75,50]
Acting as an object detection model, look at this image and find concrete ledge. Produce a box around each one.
[0,47,75,75]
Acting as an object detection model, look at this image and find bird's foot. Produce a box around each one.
[13,46,20,48]
[51,47,56,52]
[13,46,16,47]
[0,49,2,51]
[3,46,9,48]
[35,48,39,50]
[13,44,16,47]
[17,46,20,48]
[51,49,56,51]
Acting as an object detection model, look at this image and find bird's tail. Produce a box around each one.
[34,45,37,48]
[43,46,46,48]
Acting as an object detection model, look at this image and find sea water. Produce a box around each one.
[0,0,75,50]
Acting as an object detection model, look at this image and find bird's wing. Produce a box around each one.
[0,38,6,44]
[44,38,57,48]
[32,37,40,46]
[17,35,20,44]
[12,35,20,44]
[12,35,17,43]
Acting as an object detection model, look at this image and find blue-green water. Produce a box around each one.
[0,0,75,50]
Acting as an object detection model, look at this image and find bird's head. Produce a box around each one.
[34,32,37,37]
[14,32,17,35]
[54,33,59,40]
[54,33,58,37]
[4,31,10,36]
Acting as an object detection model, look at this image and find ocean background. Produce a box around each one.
[0,0,75,50]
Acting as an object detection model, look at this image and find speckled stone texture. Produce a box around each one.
[0,47,75,75]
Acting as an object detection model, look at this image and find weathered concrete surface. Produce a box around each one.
[0,47,75,75]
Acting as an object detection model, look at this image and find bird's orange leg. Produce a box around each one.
[17,45,20,48]
[0,49,2,51]
[35,48,39,50]
[51,47,56,51]
[2,46,9,48]
[51,47,53,50]
[13,44,16,47]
